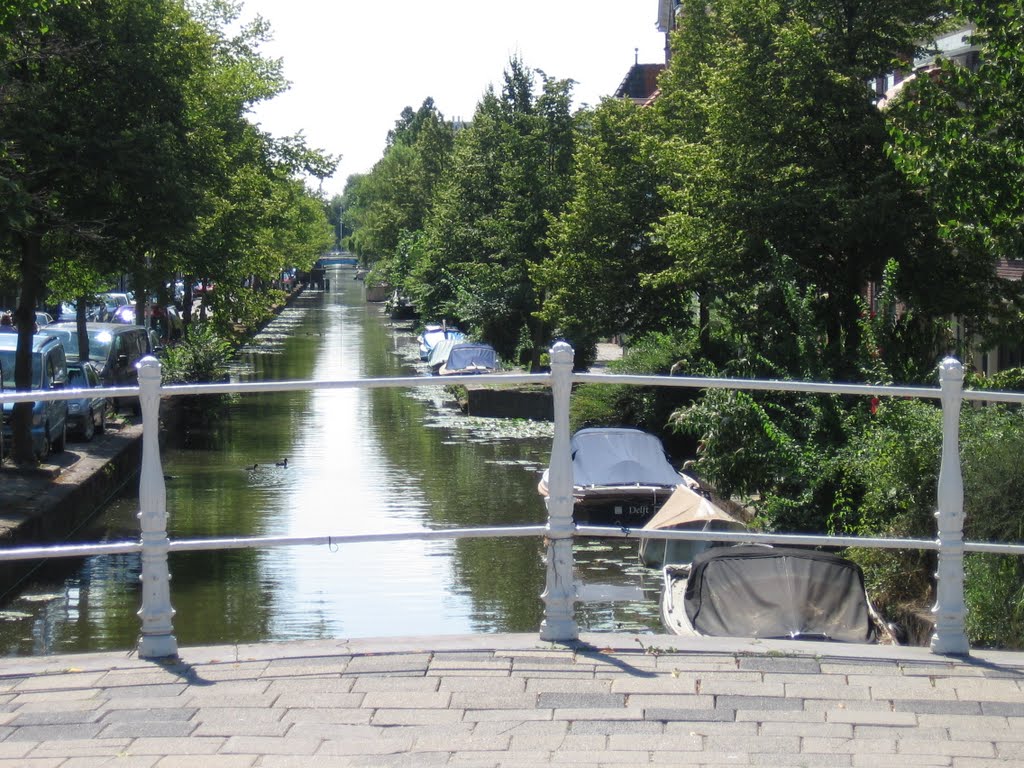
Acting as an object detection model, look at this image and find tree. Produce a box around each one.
[413,59,575,367]
[652,0,947,379]
[536,97,685,366]
[886,3,1024,350]
[0,0,217,463]
[342,99,453,286]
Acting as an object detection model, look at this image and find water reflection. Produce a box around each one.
[0,270,664,656]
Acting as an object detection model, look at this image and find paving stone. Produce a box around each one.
[463,707,554,722]
[786,682,871,700]
[350,676,440,692]
[892,700,982,715]
[851,756,951,767]
[12,673,106,692]
[737,656,821,674]
[694,681,785,697]
[979,701,1024,717]
[154,757,257,768]
[438,677,526,693]
[279,708,372,726]
[714,695,803,711]
[5,723,103,741]
[802,736,895,753]
[552,707,644,721]
[360,691,452,709]
[703,734,800,753]
[220,736,321,755]
[537,692,625,709]
[25,737,131,757]
[316,737,416,755]
[126,736,226,755]
[191,719,289,737]
[607,733,702,750]
[624,694,714,709]
[448,692,538,710]
[342,655,431,675]
[370,708,466,725]
[272,693,365,709]
[567,719,664,735]
[59,756,159,767]
[760,722,855,738]
[7,710,104,726]
[853,726,950,740]
[750,753,852,766]
[524,679,612,693]
[895,739,996,757]
[264,678,356,694]
[99,720,197,738]
[649,750,751,764]
[664,721,758,736]
[828,710,919,726]
[645,707,735,722]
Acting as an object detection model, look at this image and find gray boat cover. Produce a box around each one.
[443,343,498,372]
[683,546,877,643]
[570,428,681,488]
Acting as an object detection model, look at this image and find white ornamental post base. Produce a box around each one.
[135,356,178,659]
[539,342,578,642]
[930,357,969,656]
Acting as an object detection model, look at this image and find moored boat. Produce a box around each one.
[660,545,898,643]
[637,483,749,569]
[537,427,689,525]
[438,342,499,376]
[418,323,465,361]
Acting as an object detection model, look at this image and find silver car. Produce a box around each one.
[65,360,109,441]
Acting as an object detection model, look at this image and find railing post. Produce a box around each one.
[540,341,578,642]
[931,356,969,656]
[136,356,178,659]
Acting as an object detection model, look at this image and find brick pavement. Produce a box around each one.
[0,633,1021,766]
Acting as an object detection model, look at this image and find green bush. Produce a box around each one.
[159,323,232,385]
[569,331,703,458]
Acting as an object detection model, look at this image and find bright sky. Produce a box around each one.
[241,0,667,199]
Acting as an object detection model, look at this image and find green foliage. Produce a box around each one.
[570,331,703,458]
[964,554,1024,650]
[411,59,576,367]
[537,98,686,353]
[886,2,1024,343]
[652,0,946,379]
[159,322,232,385]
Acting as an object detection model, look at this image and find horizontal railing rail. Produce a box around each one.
[1,342,1021,658]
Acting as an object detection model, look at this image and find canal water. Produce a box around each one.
[0,270,663,656]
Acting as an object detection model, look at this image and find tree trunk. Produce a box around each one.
[11,232,48,465]
[75,297,90,361]
[698,292,711,355]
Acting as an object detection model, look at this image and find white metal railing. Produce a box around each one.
[3,342,1024,658]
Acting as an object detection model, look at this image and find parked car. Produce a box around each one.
[35,311,53,328]
[0,333,69,458]
[57,300,108,322]
[42,322,152,411]
[65,360,109,441]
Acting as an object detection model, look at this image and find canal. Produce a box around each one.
[0,270,663,655]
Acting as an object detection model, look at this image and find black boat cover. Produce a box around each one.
[683,546,877,643]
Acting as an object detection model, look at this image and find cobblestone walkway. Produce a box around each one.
[0,633,1021,767]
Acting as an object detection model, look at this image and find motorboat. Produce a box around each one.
[438,342,499,376]
[637,482,749,569]
[418,323,465,361]
[661,545,897,644]
[537,427,689,525]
